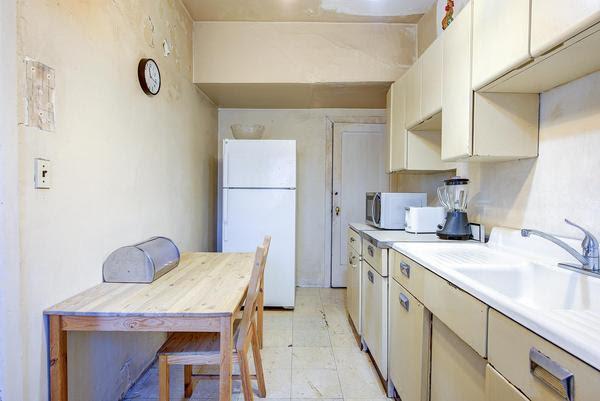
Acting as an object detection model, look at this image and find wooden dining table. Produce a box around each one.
[44,252,255,401]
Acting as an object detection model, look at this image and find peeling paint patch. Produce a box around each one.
[24,59,55,132]
[143,16,155,48]
[320,0,435,17]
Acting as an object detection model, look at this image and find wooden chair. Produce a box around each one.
[234,236,271,348]
[157,243,269,401]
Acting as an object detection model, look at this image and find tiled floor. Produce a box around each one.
[123,287,390,401]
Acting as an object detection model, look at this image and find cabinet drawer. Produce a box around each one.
[488,309,600,401]
[348,227,361,253]
[431,316,486,401]
[361,264,388,380]
[485,364,529,401]
[424,270,488,357]
[389,279,431,401]
[362,238,388,276]
[390,250,425,301]
[346,246,361,334]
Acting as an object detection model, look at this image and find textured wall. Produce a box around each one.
[193,22,416,84]
[16,1,217,400]
[0,1,22,400]
[218,109,385,287]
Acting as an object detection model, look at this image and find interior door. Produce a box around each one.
[331,123,388,287]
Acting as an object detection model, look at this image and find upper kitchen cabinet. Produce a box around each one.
[531,0,600,57]
[404,35,443,131]
[420,35,443,122]
[405,60,422,129]
[386,79,407,173]
[442,2,539,162]
[472,0,531,91]
[475,0,600,92]
[387,78,455,173]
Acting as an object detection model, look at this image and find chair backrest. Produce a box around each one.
[236,236,271,350]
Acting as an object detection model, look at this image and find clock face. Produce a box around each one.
[138,58,161,96]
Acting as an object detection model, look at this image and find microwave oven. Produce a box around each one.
[365,192,427,229]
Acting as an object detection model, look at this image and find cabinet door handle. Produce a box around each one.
[399,261,410,278]
[529,347,574,401]
[367,270,374,283]
[350,237,355,242]
[367,245,374,257]
[399,293,410,311]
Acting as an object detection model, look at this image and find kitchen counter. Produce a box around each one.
[363,230,443,248]
[349,222,379,235]
[392,227,600,370]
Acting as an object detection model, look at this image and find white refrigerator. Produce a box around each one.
[222,139,296,308]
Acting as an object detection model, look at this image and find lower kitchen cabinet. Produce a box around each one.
[389,278,431,401]
[346,245,361,334]
[485,364,529,401]
[361,261,388,380]
[488,309,600,401]
[430,316,486,401]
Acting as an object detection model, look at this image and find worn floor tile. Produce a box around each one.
[292,347,336,370]
[291,369,343,398]
[292,328,331,347]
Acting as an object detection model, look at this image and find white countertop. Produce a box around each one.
[349,222,379,234]
[363,230,444,248]
[392,227,600,370]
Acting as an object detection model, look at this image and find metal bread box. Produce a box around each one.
[102,237,180,283]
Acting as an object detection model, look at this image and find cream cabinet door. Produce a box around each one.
[430,316,486,401]
[389,279,431,401]
[387,79,407,172]
[346,246,361,334]
[405,59,422,129]
[420,35,443,119]
[472,0,532,90]
[441,1,473,161]
[361,262,388,380]
[531,0,600,57]
[485,364,529,401]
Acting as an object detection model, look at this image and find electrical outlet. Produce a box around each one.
[34,158,51,189]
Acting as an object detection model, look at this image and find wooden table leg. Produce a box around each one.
[49,315,68,401]
[219,316,233,401]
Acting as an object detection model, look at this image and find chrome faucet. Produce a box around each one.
[521,219,599,274]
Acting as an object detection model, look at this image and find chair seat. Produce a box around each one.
[159,320,241,357]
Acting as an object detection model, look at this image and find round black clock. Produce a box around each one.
[138,58,161,96]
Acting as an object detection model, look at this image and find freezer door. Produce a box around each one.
[222,188,296,307]
[223,139,296,188]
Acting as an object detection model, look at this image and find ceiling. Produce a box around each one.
[181,0,436,23]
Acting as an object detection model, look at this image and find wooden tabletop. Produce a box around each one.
[44,252,255,318]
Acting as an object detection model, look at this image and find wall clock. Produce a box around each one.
[138,58,161,96]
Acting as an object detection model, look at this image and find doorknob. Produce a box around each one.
[335,206,341,216]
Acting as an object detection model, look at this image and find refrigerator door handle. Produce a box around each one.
[223,190,228,242]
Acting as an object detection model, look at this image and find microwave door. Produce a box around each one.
[374,193,381,225]
[365,193,375,224]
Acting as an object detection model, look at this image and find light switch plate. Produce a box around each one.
[34,158,51,189]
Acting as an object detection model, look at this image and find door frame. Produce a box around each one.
[325,116,386,287]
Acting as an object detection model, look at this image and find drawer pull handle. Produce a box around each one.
[368,270,374,283]
[399,293,410,311]
[367,245,374,257]
[529,347,574,401]
[399,262,410,278]
[348,255,357,268]
[350,237,355,242]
